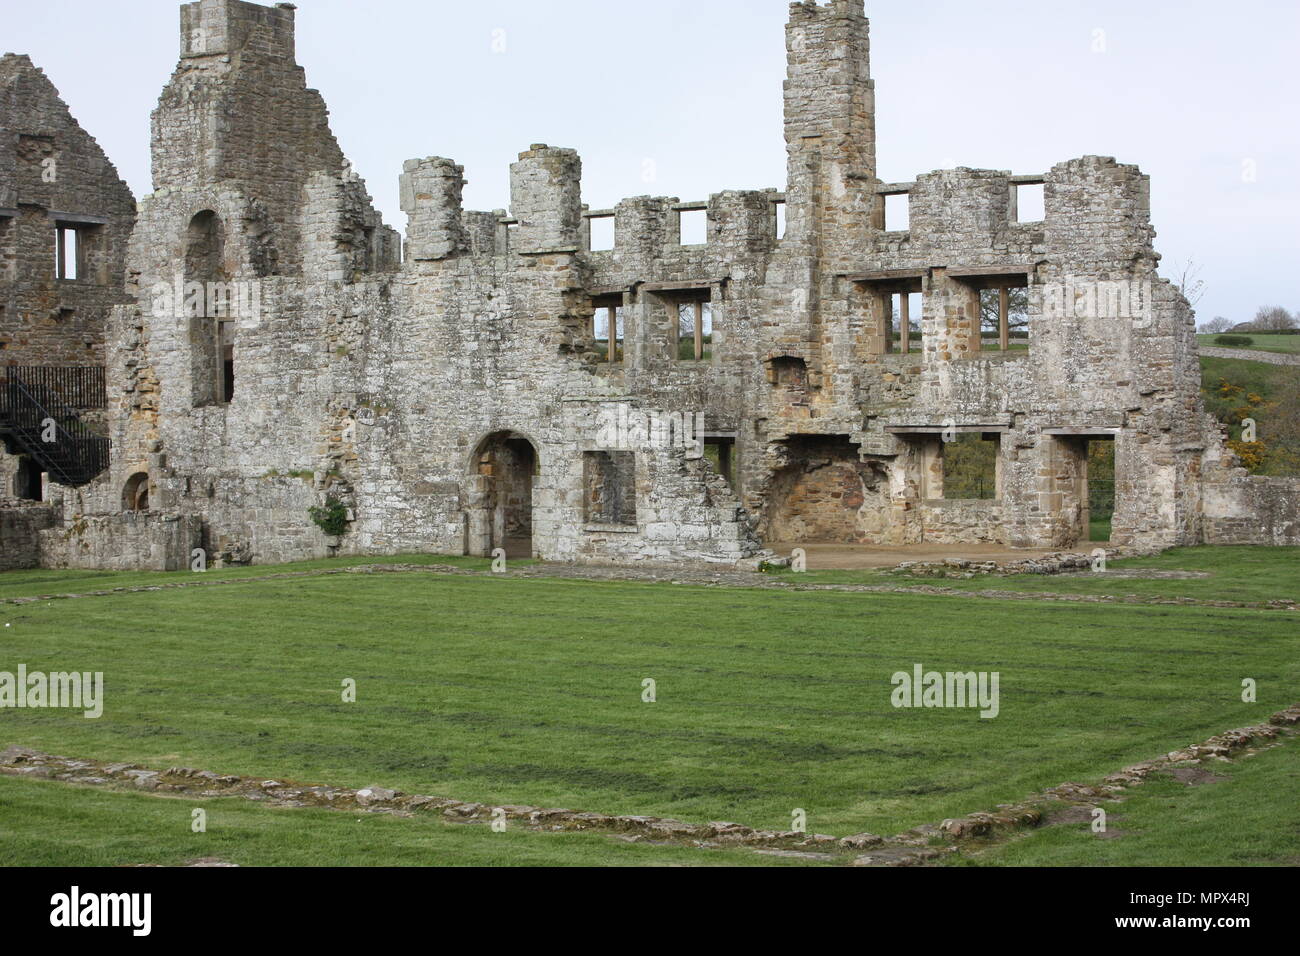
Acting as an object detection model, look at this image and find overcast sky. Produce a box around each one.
[6,0,1298,324]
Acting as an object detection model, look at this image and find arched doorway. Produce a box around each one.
[466,432,539,559]
[122,472,150,512]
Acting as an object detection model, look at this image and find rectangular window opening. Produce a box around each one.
[218,319,235,404]
[885,291,923,354]
[1015,182,1045,223]
[678,207,707,246]
[55,224,81,280]
[588,215,615,252]
[676,295,712,362]
[592,296,625,364]
[774,200,787,240]
[884,193,910,232]
[584,450,637,527]
[941,433,1000,501]
[979,285,1029,351]
[703,438,736,490]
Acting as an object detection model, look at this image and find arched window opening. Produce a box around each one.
[122,472,150,512]
[184,210,234,406]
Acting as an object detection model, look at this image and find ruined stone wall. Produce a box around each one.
[0,54,136,368]
[26,0,1290,571]
[38,512,203,571]
[0,501,56,570]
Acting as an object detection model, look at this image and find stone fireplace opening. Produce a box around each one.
[762,435,890,545]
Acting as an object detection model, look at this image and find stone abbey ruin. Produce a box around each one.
[2,0,1296,572]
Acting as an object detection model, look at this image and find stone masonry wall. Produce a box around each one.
[15,0,1292,570]
[0,501,57,570]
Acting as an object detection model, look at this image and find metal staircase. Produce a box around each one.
[0,367,109,488]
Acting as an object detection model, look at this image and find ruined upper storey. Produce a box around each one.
[147,0,395,278]
[0,52,135,367]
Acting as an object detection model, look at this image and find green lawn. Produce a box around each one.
[0,775,813,867]
[1,551,1295,844]
[1198,333,1300,355]
[0,553,502,602]
[785,546,1299,606]
[958,732,1299,867]
[1089,517,1112,543]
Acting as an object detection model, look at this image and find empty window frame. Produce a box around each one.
[592,294,625,364]
[1012,181,1045,223]
[885,291,922,354]
[55,223,84,280]
[979,283,1029,351]
[941,433,1000,500]
[219,317,235,403]
[122,472,150,512]
[677,205,707,246]
[855,275,923,355]
[587,214,615,252]
[703,437,736,489]
[676,293,713,362]
[883,191,910,232]
[584,450,637,526]
[773,199,787,240]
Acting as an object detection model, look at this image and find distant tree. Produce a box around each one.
[979,287,1029,335]
[1200,316,1233,333]
[1251,305,1297,331]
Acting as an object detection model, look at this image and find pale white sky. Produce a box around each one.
[6,0,1298,324]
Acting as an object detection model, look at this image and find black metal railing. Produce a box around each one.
[5,365,106,409]
[0,369,110,487]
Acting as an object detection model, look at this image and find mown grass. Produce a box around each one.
[0,775,813,867]
[1198,333,1300,355]
[957,732,1300,867]
[0,553,506,602]
[0,557,1295,839]
[780,546,1299,606]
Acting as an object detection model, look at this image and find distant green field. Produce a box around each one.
[1,550,1295,848]
[1198,333,1300,354]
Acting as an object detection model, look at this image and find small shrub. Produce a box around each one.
[1227,440,1267,471]
[1214,335,1254,347]
[308,496,349,536]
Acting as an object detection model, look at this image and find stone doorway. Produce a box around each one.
[1041,431,1119,547]
[14,457,42,501]
[467,432,539,559]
